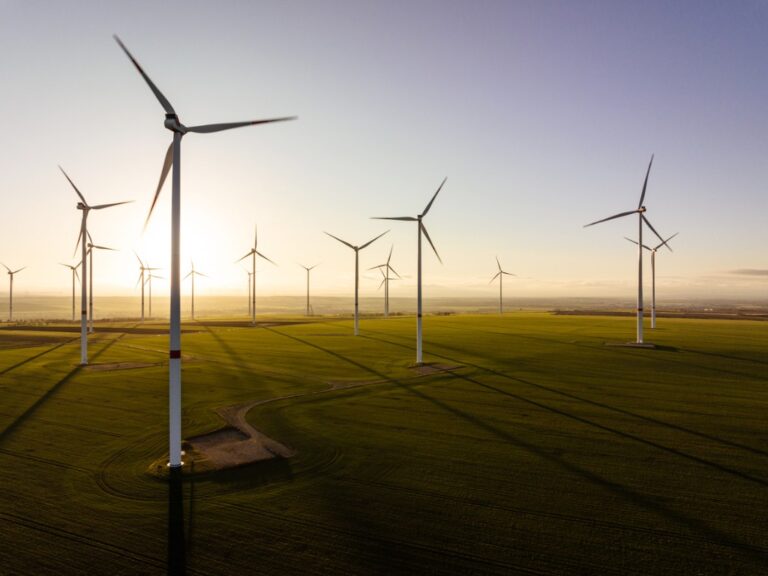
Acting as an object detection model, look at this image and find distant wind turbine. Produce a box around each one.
[625,232,677,329]
[135,253,159,321]
[60,262,81,322]
[299,264,318,317]
[184,262,207,320]
[325,230,389,335]
[584,156,669,345]
[2,264,26,322]
[236,226,276,325]
[86,232,117,333]
[372,178,446,364]
[369,245,400,318]
[489,257,516,315]
[115,35,295,471]
[59,166,130,365]
[146,273,164,318]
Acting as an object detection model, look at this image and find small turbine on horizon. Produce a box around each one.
[625,232,678,329]
[146,273,164,319]
[60,262,81,322]
[325,230,389,335]
[86,232,117,333]
[372,178,446,364]
[135,253,159,322]
[369,245,400,318]
[584,155,669,345]
[299,263,318,317]
[489,256,516,315]
[2,264,26,322]
[60,166,130,365]
[236,225,276,325]
[184,262,207,320]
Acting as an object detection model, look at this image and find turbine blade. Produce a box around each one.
[502,271,516,276]
[495,255,501,271]
[368,264,386,271]
[256,251,277,265]
[360,230,389,250]
[1,263,9,273]
[185,117,297,134]
[624,236,652,251]
[254,224,258,250]
[489,272,501,284]
[324,232,355,250]
[197,272,208,278]
[378,277,386,290]
[388,264,401,278]
[145,142,173,229]
[656,232,679,252]
[387,244,393,264]
[236,250,253,263]
[583,209,638,228]
[12,267,25,274]
[184,271,193,280]
[370,216,417,221]
[420,223,442,264]
[113,35,176,115]
[134,251,145,268]
[421,177,447,217]
[641,214,667,248]
[638,154,654,209]
[58,166,88,206]
[92,201,132,210]
[92,244,117,251]
[74,269,80,282]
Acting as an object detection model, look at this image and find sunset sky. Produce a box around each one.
[1,0,766,300]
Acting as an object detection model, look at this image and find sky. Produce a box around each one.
[0,0,766,301]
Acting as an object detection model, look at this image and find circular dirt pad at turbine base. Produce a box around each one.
[184,426,295,473]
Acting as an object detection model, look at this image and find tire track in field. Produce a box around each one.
[0,511,172,573]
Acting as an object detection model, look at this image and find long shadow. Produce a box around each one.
[266,327,768,563]
[360,330,768,459]
[0,333,127,447]
[168,467,186,575]
[0,337,80,376]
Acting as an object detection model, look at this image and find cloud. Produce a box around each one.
[730,269,768,276]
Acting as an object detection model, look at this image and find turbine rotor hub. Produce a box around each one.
[164,114,187,134]
[639,206,647,213]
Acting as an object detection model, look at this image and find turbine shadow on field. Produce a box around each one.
[0,337,80,376]
[361,328,768,458]
[0,333,126,447]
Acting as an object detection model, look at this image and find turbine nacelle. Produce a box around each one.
[164,114,186,134]
[638,206,647,213]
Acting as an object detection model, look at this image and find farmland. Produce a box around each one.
[0,312,766,574]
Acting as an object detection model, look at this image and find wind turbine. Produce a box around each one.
[299,263,318,317]
[60,262,81,322]
[115,35,295,471]
[369,245,400,318]
[489,256,516,315]
[86,232,117,333]
[146,273,164,318]
[59,166,130,365]
[236,226,276,325]
[625,232,677,329]
[584,156,669,345]
[325,230,389,335]
[135,253,159,321]
[2,264,26,322]
[372,178,446,364]
[184,262,207,320]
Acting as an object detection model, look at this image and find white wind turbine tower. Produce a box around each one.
[325,231,389,335]
[625,232,677,329]
[59,262,81,322]
[489,256,516,315]
[146,273,164,318]
[236,226,276,325]
[135,253,159,321]
[86,232,117,333]
[369,245,400,318]
[2,264,26,322]
[59,166,130,365]
[373,178,446,364]
[584,156,669,345]
[184,262,207,320]
[116,35,295,470]
[299,264,318,317]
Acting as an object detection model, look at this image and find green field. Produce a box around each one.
[0,313,766,575]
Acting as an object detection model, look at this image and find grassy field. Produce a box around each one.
[0,312,766,575]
